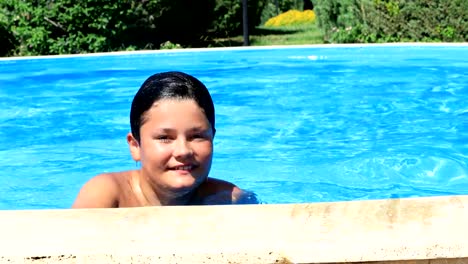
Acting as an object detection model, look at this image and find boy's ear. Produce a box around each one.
[127,133,141,161]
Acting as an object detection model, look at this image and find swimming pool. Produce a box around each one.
[0,44,467,209]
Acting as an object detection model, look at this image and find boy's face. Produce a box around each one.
[132,99,214,195]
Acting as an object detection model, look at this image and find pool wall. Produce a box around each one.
[0,195,467,263]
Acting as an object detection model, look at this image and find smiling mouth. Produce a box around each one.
[171,165,194,171]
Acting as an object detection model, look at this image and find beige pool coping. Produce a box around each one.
[0,195,467,263]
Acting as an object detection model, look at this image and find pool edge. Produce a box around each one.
[1,42,467,61]
[0,195,467,263]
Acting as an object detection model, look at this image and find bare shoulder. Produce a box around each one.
[72,172,124,208]
[195,178,259,205]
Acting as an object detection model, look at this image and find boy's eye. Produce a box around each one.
[190,132,208,141]
[155,135,172,142]
[192,133,203,138]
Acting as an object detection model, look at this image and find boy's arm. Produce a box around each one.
[232,187,260,204]
[198,178,260,205]
[71,174,119,208]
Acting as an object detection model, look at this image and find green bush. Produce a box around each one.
[3,0,128,55]
[1,0,270,56]
[314,0,467,43]
[1,0,218,56]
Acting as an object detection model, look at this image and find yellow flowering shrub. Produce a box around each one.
[265,10,316,27]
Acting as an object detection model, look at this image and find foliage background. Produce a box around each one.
[0,0,268,56]
[1,0,466,57]
[314,0,467,43]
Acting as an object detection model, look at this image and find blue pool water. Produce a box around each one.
[0,44,467,209]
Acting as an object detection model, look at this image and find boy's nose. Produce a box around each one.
[173,139,193,158]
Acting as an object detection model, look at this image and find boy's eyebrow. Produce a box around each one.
[188,126,210,132]
[158,128,175,133]
[154,126,210,133]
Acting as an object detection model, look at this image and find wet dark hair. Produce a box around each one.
[130,71,215,142]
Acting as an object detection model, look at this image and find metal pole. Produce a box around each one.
[242,0,250,46]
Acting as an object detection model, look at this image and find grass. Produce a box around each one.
[207,23,324,47]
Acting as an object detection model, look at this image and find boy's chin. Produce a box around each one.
[167,178,204,192]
